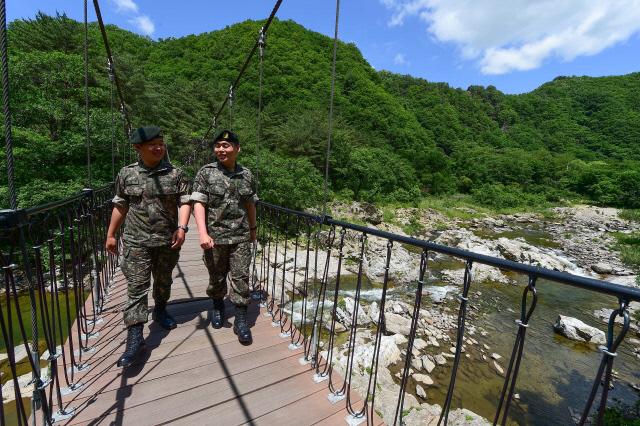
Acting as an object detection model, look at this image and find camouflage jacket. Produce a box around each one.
[113,160,191,247]
[190,161,257,245]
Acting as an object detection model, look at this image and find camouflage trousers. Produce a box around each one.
[203,242,252,307]
[121,244,180,326]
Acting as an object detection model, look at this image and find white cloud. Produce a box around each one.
[130,15,155,36]
[112,0,155,37]
[112,0,138,14]
[394,53,409,66]
[381,0,640,74]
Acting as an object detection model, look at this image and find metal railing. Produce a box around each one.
[0,185,117,425]
[1,193,639,425]
[253,201,640,426]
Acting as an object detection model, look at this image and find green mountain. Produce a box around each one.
[2,13,640,209]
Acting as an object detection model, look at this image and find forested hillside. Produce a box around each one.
[2,13,640,209]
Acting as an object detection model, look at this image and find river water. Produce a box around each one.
[299,223,640,425]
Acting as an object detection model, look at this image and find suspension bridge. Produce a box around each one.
[1,0,640,425]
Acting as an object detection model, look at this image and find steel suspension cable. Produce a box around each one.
[255,27,265,191]
[109,61,116,179]
[92,0,132,133]
[201,0,283,142]
[0,0,17,209]
[84,0,92,187]
[323,0,340,216]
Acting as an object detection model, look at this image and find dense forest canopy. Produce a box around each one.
[2,13,640,209]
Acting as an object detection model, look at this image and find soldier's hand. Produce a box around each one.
[200,234,214,250]
[105,236,118,255]
[171,229,186,249]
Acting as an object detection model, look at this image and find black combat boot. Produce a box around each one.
[152,304,177,330]
[117,324,145,367]
[233,305,252,344]
[211,298,225,329]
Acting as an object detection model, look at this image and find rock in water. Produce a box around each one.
[553,315,606,345]
[416,384,427,400]
[591,262,614,274]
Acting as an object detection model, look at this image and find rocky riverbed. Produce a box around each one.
[264,201,640,425]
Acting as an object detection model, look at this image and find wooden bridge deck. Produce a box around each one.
[56,231,380,425]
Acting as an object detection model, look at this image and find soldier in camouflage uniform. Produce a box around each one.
[106,125,192,367]
[191,129,257,344]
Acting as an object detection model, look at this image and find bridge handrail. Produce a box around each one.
[254,200,638,425]
[1,184,117,425]
[258,200,640,302]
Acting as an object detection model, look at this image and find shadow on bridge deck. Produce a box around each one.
[57,230,380,425]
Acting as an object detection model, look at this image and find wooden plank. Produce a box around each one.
[67,353,315,425]
[65,348,306,423]
[51,229,381,426]
[249,386,362,426]
[61,315,287,384]
[64,337,302,406]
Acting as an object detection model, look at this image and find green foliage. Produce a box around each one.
[3,13,640,210]
[603,400,640,425]
[402,214,425,236]
[471,183,548,209]
[246,151,323,210]
[613,232,640,272]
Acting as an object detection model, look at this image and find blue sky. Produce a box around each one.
[9,0,640,94]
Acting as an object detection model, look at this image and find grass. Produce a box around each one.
[612,232,640,271]
[382,206,396,222]
[402,216,425,237]
[416,194,560,219]
[619,209,640,223]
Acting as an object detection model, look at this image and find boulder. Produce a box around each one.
[416,384,427,400]
[414,374,434,386]
[356,202,383,225]
[434,354,447,365]
[385,312,412,335]
[592,262,614,274]
[422,356,436,373]
[368,301,381,323]
[554,315,606,345]
[344,297,371,326]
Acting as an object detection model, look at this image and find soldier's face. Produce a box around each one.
[136,138,166,166]
[214,141,240,168]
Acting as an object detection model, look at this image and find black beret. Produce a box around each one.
[213,129,240,145]
[130,125,162,144]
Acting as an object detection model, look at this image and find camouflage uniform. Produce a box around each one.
[113,160,191,326]
[191,161,257,307]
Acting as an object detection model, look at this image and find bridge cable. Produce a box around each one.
[228,84,234,130]
[322,0,340,216]
[92,0,132,134]
[0,0,17,209]
[108,60,116,179]
[255,27,266,192]
[84,0,92,186]
[200,0,283,143]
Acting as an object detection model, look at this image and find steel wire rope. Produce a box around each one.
[323,0,340,216]
[84,0,92,186]
[109,61,116,180]
[0,0,16,209]
[255,27,265,193]
[92,0,132,133]
[200,0,283,143]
